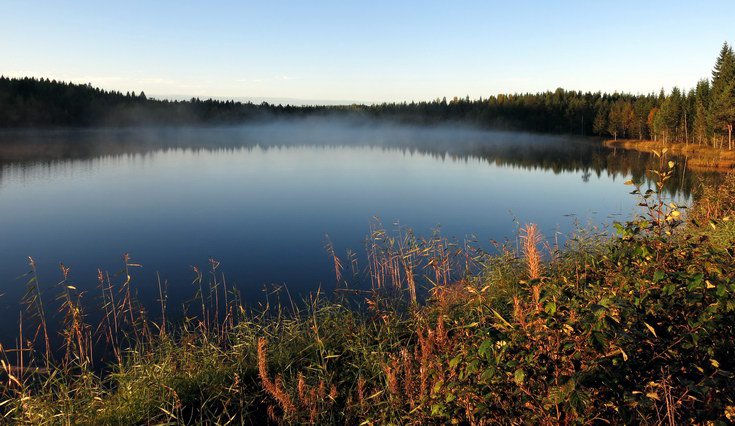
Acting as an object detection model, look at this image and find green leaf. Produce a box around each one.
[491,309,513,329]
[514,368,526,386]
[430,403,446,416]
[716,284,727,298]
[481,366,496,382]
[449,355,462,369]
[478,339,493,358]
[653,270,665,283]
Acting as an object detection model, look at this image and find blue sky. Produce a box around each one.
[2,1,734,103]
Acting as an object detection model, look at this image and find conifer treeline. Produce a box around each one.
[589,42,735,150]
[1,43,734,150]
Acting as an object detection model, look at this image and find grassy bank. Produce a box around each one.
[604,139,735,171]
[1,171,735,424]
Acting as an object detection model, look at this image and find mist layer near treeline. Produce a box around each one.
[0,116,587,163]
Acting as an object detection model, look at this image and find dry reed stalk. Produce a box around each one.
[23,257,52,368]
[157,273,167,337]
[398,239,417,304]
[18,312,23,382]
[512,296,526,328]
[139,306,152,348]
[266,405,277,423]
[97,269,121,364]
[520,223,543,280]
[389,253,401,290]
[354,375,367,415]
[435,315,447,347]
[191,266,208,332]
[120,254,141,343]
[325,236,343,285]
[222,273,231,333]
[531,285,542,309]
[384,356,400,397]
[661,370,677,426]
[297,373,307,403]
[209,258,220,332]
[58,264,92,367]
[520,223,545,311]
[418,329,431,401]
[400,348,416,406]
[257,337,295,416]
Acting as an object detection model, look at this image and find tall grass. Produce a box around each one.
[0,167,734,424]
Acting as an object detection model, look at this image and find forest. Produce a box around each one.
[3,36,735,424]
[1,43,735,151]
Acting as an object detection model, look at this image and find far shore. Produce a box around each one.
[603,139,735,172]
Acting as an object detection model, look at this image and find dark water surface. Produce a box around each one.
[0,121,702,342]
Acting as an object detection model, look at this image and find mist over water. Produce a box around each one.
[0,119,703,342]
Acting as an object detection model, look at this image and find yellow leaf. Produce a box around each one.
[644,322,657,338]
[668,161,675,169]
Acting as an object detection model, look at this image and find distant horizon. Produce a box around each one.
[0,73,720,107]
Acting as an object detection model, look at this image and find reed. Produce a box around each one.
[0,171,733,424]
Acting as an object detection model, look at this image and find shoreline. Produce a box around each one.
[603,139,735,172]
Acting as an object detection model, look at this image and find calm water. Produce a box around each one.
[0,121,700,341]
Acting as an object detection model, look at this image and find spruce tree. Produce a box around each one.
[693,79,712,145]
[710,42,735,149]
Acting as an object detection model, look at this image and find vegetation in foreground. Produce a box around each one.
[1,165,735,425]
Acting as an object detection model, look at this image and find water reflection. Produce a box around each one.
[0,123,713,198]
[0,123,714,344]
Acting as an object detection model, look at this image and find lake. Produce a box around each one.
[0,120,701,342]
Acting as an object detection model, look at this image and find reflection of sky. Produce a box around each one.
[0,143,675,342]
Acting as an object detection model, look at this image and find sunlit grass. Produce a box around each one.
[1,168,734,424]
